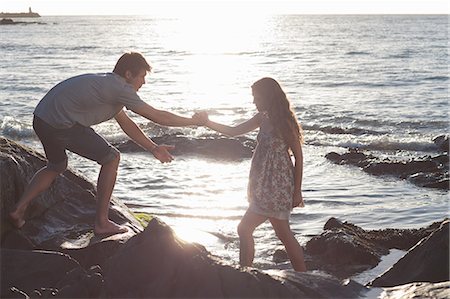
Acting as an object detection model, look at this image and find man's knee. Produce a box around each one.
[46,159,68,174]
[99,147,120,166]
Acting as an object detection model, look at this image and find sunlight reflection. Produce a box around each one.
[147,13,271,108]
[172,224,219,246]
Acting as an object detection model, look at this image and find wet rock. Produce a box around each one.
[379,281,450,299]
[305,217,446,278]
[433,135,449,153]
[0,137,143,251]
[104,218,365,298]
[273,247,289,263]
[325,148,449,190]
[0,249,103,298]
[114,133,255,160]
[369,220,449,287]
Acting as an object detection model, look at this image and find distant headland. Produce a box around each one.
[0,7,40,18]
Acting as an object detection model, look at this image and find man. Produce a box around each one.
[9,52,203,235]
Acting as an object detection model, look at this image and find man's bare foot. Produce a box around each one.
[9,210,26,228]
[94,220,128,236]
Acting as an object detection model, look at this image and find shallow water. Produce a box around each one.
[1,15,448,270]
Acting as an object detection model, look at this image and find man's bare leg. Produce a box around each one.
[94,155,127,235]
[9,166,60,228]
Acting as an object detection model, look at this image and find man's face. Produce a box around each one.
[126,69,147,91]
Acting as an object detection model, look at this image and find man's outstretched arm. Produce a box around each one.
[114,109,174,163]
[131,102,200,127]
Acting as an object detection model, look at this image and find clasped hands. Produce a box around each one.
[152,111,208,163]
[192,111,209,126]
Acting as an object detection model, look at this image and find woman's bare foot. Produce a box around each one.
[9,210,26,228]
[94,219,128,236]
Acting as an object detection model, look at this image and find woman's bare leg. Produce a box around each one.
[270,218,306,272]
[237,210,267,267]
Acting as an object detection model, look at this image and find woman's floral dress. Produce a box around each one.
[247,115,294,220]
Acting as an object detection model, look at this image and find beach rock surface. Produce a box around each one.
[0,137,365,298]
[103,218,366,298]
[369,220,449,287]
[0,137,142,252]
[379,281,450,299]
[1,136,448,298]
[325,148,449,190]
[114,133,255,160]
[304,217,446,279]
[1,249,104,298]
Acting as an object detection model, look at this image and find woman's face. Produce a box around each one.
[252,89,266,112]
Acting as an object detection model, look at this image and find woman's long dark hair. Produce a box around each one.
[252,77,303,149]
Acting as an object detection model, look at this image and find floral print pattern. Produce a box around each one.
[247,115,294,220]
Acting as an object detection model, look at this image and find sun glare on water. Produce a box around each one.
[147,8,271,108]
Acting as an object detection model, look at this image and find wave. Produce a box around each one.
[0,116,36,140]
[114,134,255,160]
[345,51,371,55]
[423,76,449,81]
[303,124,384,136]
[319,81,417,88]
[1,116,443,160]
[335,139,438,152]
[151,211,242,221]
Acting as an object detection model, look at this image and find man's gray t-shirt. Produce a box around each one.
[34,72,146,128]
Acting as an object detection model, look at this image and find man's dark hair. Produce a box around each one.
[113,52,152,77]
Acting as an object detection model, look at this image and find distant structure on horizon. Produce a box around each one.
[0,7,41,18]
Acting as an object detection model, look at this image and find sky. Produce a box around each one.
[1,0,449,15]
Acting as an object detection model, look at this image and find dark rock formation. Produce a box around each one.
[379,281,450,299]
[0,137,142,251]
[114,133,255,160]
[305,217,446,279]
[325,148,449,190]
[1,249,103,298]
[369,220,449,287]
[0,137,366,298]
[433,135,449,153]
[1,137,448,298]
[103,218,365,298]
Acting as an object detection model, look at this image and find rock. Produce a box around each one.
[0,249,103,298]
[433,135,449,153]
[273,248,289,263]
[379,281,450,299]
[103,218,366,298]
[369,220,449,287]
[325,148,449,190]
[114,133,255,160]
[0,18,14,24]
[266,269,367,299]
[0,137,143,251]
[305,218,445,278]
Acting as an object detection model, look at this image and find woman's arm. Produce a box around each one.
[205,113,263,137]
[290,137,304,208]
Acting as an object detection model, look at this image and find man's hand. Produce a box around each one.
[152,144,175,163]
[292,192,304,208]
[192,111,209,126]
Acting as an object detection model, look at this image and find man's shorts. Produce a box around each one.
[33,115,120,173]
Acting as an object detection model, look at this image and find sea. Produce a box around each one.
[1,15,448,278]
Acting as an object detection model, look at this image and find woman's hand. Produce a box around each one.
[292,192,304,208]
[192,111,209,126]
